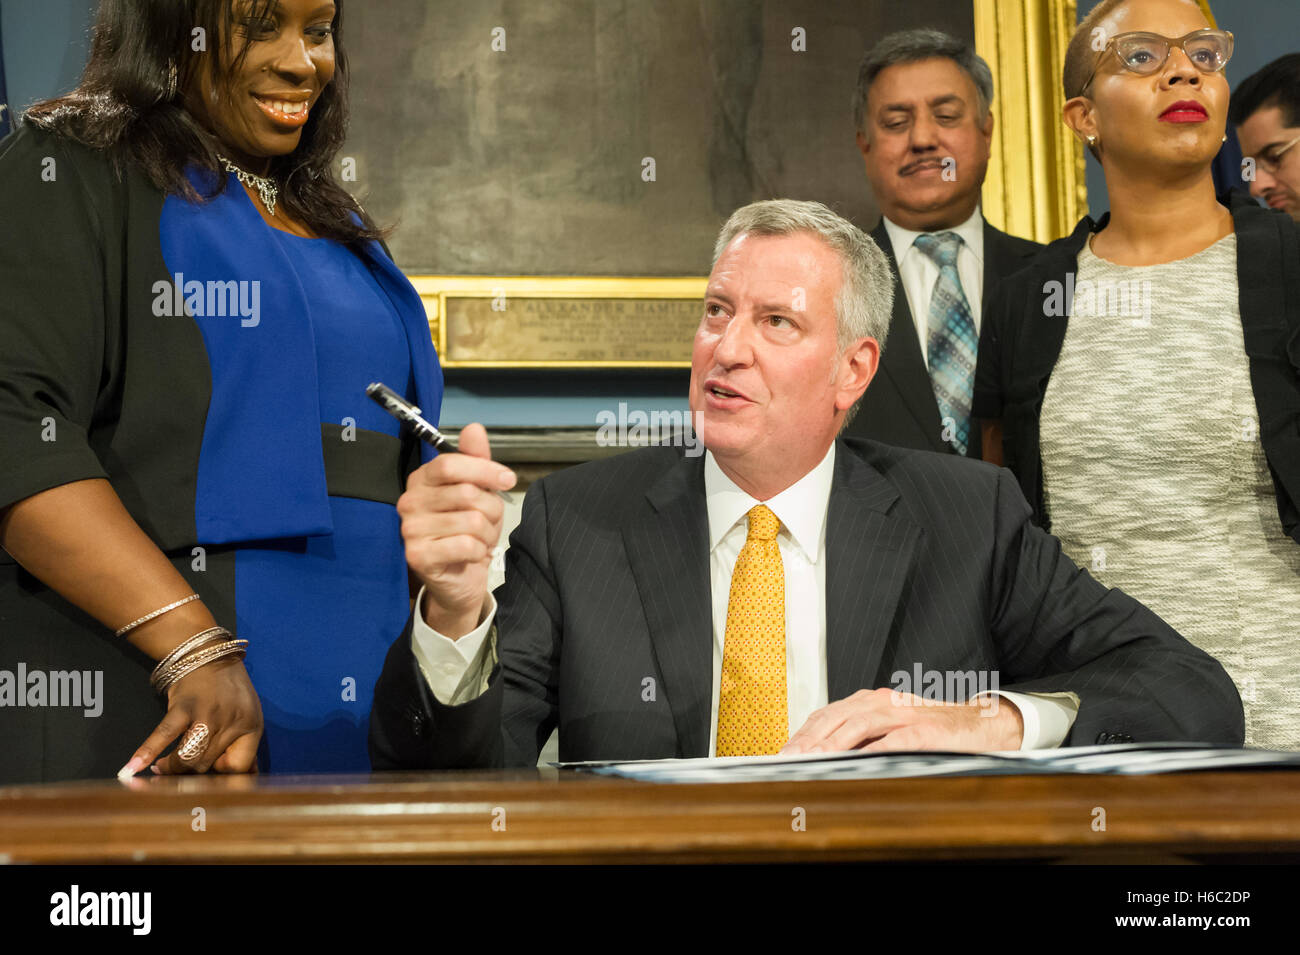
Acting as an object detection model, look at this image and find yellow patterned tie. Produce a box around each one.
[716,504,788,756]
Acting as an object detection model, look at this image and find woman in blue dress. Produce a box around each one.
[0,0,439,778]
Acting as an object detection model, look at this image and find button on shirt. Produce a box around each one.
[883,206,985,371]
[409,442,1078,752]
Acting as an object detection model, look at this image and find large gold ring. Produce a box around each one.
[177,722,211,763]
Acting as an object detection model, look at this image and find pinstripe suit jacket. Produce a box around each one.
[369,438,1244,769]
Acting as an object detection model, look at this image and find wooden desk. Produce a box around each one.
[2,770,1298,864]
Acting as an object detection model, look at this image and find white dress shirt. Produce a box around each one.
[410,443,1078,752]
[882,206,985,371]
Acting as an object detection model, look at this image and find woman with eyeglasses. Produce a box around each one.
[0,0,443,780]
[974,0,1300,749]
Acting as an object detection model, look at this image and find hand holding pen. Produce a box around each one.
[366,382,511,501]
[368,382,516,639]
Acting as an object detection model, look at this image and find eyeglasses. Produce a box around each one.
[1080,29,1234,95]
[1253,132,1300,175]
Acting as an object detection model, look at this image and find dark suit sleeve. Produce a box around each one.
[972,277,1010,422]
[985,468,1244,745]
[369,479,563,770]
[0,129,111,513]
[369,615,507,770]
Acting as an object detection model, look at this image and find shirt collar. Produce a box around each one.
[882,204,985,267]
[703,443,837,562]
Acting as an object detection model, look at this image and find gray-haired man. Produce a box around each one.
[369,199,1242,769]
[843,28,1042,461]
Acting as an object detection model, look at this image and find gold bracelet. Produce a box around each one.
[153,641,247,695]
[114,593,201,637]
[152,638,243,694]
[153,640,249,696]
[154,643,247,696]
[149,627,229,690]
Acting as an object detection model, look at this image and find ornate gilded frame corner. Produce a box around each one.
[974,0,1086,243]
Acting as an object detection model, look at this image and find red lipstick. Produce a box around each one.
[1159,100,1208,123]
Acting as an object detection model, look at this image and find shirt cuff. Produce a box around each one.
[980,691,1080,750]
[410,586,498,705]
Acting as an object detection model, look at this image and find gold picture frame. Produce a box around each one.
[408,275,706,369]
[974,0,1086,243]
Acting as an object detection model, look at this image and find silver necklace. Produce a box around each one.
[217,154,279,216]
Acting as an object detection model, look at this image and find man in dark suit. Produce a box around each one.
[1231,53,1300,223]
[843,29,1042,460]
[369,199,1242,770]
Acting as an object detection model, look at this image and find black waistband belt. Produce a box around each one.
[319,423,409,505]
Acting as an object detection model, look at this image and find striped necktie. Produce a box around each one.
[716,504,787,756]
[913,231,976,455]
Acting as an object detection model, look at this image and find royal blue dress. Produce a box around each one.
[234,231,416,772]
[158,171,442,773]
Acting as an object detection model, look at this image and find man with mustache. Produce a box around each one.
[1231,53,1300,223]
[843,29,1041,463]
[369,199,1242,770]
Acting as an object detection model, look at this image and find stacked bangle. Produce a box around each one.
[149,626,229,687]
[149,627,249,695]
[115,593,201,637]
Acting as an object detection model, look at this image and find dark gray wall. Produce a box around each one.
[1,0,94,119]
[343,0,972,275]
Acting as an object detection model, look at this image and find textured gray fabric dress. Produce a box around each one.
[1040,234,1300,749]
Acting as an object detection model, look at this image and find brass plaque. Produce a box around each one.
[447,297,699,364]
[410,276,708,368]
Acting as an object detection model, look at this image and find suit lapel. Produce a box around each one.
[1015,217,1097,394]
[981,219,1017,306]
[1232,196,1300,539]
[824,441,923,700]
[870,222,948,453]
[621,453,714,757]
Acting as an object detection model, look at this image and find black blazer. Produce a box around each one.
[843,218,1042,459]
[369,438,1244,770]
[973,191,1300,547]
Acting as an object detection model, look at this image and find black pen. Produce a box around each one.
[366,381,512,500]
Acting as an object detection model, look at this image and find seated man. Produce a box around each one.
[370,200,1243,769]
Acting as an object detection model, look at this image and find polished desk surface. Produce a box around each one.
[1,769,1298,864]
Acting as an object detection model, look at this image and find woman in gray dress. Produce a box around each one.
[974,0,1300,748]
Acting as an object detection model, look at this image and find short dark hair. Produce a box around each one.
[23,0,383,250]
[1229,52,1300,128]
[852,28,993,136]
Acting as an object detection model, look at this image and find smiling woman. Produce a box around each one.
[0,0,444,780]
[23,0,368,242]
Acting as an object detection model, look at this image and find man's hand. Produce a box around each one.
[397,423,516,639]
[780,688,1024,754]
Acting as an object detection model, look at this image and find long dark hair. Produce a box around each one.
[23,0,384,248]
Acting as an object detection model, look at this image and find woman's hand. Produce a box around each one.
[118,658,264,776]
[1,479,266,776]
